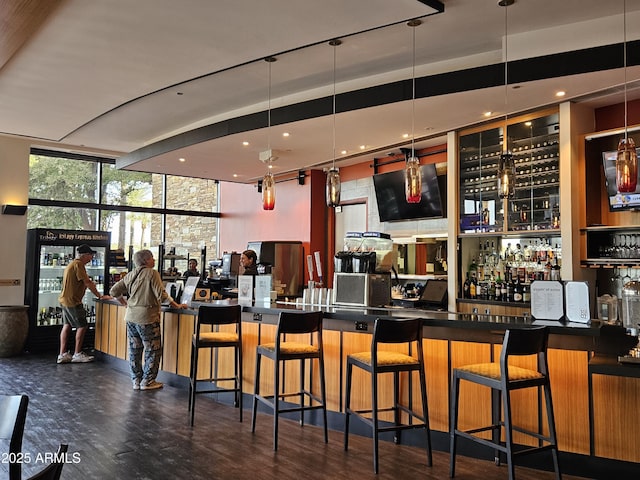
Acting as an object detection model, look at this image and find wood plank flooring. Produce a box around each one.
[0,353,592,480]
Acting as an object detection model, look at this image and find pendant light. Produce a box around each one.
[326,39,342,208]
[262,56,277,210]
[405,19,422,204]
[617,0,637,193]
[497,0,515,199]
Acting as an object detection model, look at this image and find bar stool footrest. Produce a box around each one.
[454,430,508,454]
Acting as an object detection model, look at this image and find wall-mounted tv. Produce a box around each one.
[602,149,640,211]
[373,164,444,222]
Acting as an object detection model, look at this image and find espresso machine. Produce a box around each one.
[246,241,304,297]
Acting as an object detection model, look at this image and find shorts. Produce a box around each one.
[61,305,88,328]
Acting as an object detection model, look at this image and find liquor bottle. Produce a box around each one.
[506,272,515,302]
[469,272,477,299]
[488,272,496,300]
[494,271,502,301]
[468,255,477,279]
[513,277,523,302]
[463,272,470,299]
[479,280,487,300]
[476,243,485,282]
[500,272,508,302]
[522,280,531,303]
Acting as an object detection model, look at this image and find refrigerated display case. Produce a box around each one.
[24,229,111,352]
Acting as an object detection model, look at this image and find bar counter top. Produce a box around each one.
[138,298,629,346]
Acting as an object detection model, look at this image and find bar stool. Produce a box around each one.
[251,310,327,450]
[344,317,432,474]
[188,304,242,426]
[449,326,561,480]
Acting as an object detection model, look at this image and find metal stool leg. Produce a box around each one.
[273,357,280,451]
[449,372,460,478]
[251,352,261,433]
[419,364,432,466]
[502,386,515,480]
[371,364,379,474]
[319,352,328,443]
[344,361,352,451]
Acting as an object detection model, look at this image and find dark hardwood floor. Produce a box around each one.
[0,353,591,480]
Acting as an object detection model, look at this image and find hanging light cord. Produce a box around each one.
[624,0,628,142]
[268,58,272,157]
[411,21,416,158]
[503,2,509,149]
[332,41,337,169]
[264,56,276,171]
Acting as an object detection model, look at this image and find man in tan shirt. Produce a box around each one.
[57,244,109,364]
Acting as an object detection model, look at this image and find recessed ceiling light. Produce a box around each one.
[179,158,186,162]
[341,150,347,155]
[233,173,238,178]
[359,145,366,150]
[484,111,492,117]
[282,132,290,137]
[402,133,410,139]
[242,141,249,146]
[556,90,566,97]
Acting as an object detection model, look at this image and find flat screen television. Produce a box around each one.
[602,149,640,211]
[373,164,444,222]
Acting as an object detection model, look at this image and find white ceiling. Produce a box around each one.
[2,0,640,183]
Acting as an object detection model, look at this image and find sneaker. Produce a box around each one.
[140,380,163,391]
[56,352,72,364]
[133,379,140,391]
[71,352,95,363]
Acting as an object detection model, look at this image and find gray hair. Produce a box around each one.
[133,249,154,267]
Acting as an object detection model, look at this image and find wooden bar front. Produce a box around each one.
[94,300,640,472]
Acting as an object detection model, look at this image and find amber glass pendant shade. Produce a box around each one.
[616,137,637,193]
[326,167,341,207]
[262,172,275,210]
[498,152,515,199]
[404,156,422,203]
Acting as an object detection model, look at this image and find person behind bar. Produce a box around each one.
[183,258,200,279]
[109,249,187,391]
[240,249,259,276]
[57,244,110,364]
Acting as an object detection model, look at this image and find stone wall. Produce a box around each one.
[151,176,219,263]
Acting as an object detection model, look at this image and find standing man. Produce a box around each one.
[109,249,188,391]
[58,244,109,364]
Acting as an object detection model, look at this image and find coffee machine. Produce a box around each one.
[246,241,304,297]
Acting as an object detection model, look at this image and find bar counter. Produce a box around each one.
[94,299,640,477]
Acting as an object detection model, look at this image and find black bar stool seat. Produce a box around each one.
[449,326,561,480]
[188,304,243,426]
[251,310,328,450]
[344,317,433,474]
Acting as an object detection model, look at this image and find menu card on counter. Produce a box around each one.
[180,276,199,307]
[531,280,564,321]
[254,275,272,305]
[237,275,254,306]
[564,281,591,323]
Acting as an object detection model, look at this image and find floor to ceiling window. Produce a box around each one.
[28,148,219,275]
